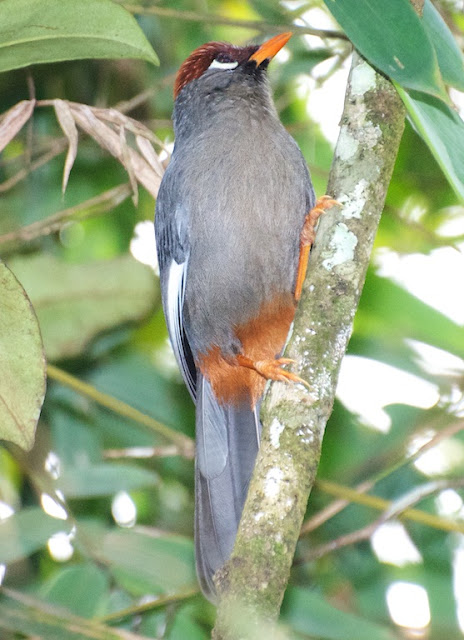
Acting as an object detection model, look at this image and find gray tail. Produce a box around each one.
[195,374,261,600]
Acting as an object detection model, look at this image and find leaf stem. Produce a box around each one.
[301,418,464,534]
[314,478,464,535]
[0,184,132,251]
[46,364,194,459]
[96,587,198,623]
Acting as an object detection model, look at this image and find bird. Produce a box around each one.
[155,32,335,600]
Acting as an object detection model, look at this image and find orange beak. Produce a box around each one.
[249,32,292,66]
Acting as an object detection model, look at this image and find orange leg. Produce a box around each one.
[236,354,310,388]
[294,196,339,301]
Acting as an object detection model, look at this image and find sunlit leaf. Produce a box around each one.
[396,85,464,202]
[0,0,158,73]
[8,254,158,360]
[248,0,287,23]
[357,270,464,359]
[0,261,45,450]
[323,0,446,98]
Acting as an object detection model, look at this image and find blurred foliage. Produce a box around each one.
[0,1,464,639]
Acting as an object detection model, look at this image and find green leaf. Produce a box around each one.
[323,0,446,98]
[358,270,464,359]
[8,253,158,360]
[0,0,158,73]
[0,261,46,450]
[86,351,194,434]
[41,565,109,618]
[166,606,209,640]
[273,48,333,85]
[79,523,196,595]
[49,401,158,500]
[282,586,400,640]
[60,463,158,498]
[50,408,103,468]
[396,85,464,202]
[423,0,464,90]
[0,588,148,640]
[0,507,70,564]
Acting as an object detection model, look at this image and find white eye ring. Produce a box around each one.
[208,59,239,71]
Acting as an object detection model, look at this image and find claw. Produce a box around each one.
[317,195,341,208]
[302,195,340,245]
[295,195,341,301]
[273,357,296,365]
[237,354,310,389]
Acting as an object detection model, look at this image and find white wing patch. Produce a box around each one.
[166,258,196,399]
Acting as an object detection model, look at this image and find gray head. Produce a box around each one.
[172,33,292,139]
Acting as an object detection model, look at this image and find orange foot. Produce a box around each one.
[295,195,340,301]
[236,354,310,388]
[301,195,340,246]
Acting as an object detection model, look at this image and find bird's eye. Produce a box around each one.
[208,59,239,71]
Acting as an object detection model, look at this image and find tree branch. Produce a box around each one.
[301,419,464,535]
[122,5,348,41]
[213,51,406,636]
[302,478,464,563]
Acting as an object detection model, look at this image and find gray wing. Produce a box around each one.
[155,163,196,400]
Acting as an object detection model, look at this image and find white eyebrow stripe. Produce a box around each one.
[208,59,239,70]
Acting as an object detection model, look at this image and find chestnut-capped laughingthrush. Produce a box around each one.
[155,32,334,600]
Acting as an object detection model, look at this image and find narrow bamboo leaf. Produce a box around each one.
[136,135,164,178]
[119,125,139,206]
[0,0,158,74]
[0,261,46,450]
[397,84,464,202]
[8,254,158,361]
[69,104,161,198]
[323,0,446,98]
[423,0,464,90]
[54,100,78,193]
[0,100,35,152]
[0,508,69,564]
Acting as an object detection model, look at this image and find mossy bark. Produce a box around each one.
[213,52,406,639]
